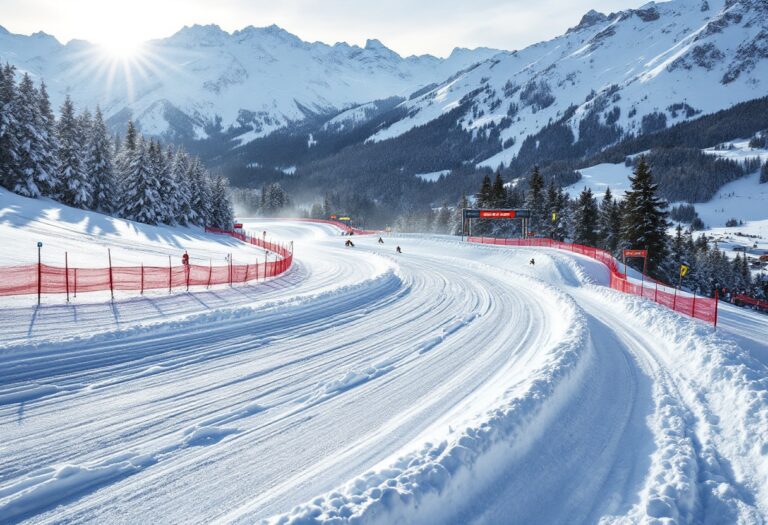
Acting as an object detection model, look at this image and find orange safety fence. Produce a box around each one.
[467,236,718,326]
[0,228,293,299]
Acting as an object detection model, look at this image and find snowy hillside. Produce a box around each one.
[362,0,768,168]
[0,24,499,143]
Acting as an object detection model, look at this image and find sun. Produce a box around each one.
[98,38,143,60]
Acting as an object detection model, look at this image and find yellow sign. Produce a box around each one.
[339,217,351,221]
[551,212,557,222]
[680,264,690,278]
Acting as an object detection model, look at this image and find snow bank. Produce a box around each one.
[613,293,768,521]
[554,253,768,521]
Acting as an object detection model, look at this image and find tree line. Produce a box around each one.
[0,64,234,228]
[400,158,766,300]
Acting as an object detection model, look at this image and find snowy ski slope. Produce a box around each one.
[1,212,767,523]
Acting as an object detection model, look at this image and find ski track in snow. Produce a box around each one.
[1,222,767,524]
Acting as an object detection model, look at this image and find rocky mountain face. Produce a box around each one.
[360,0,768,169]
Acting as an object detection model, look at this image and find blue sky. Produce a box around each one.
[0,0,640,56]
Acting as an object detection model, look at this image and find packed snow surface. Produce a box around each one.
[1,195,768,524]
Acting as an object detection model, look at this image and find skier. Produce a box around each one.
[396,246,402,254]
[529,258,535,266]
[378,237,384,244]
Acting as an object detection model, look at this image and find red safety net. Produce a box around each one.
[0,228,293,298]
[467,236,719,326]
[732,293,768,312]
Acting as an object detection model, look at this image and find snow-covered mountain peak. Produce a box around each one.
[165,24,230,47]
[364,38,398,55]
[567,9,611,33]
[364,0,768,169]
[0,24,500,142]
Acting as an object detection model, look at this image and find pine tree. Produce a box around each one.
[9,73,56,197]
[123,120,138,153]
[188,157,212,225]
[209,175,233,228]
[57,96,91,208]
[0,63,20,189]
[171,149,195,225]
[542,180,568,241]
[525,166,545,234]
[572,187,599,246]
[148,140,174,224]
[598,188,621,253]
[621,157,670,276]
[477,174,492,207]
[553,187,570,241]
[761,161,768,184]
[670,224,686,267]
[490,171,506,208]
[121,137,161,224]
[84,107,115,212]
[36,81,58,196]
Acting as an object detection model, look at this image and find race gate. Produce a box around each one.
[462,209,532,240]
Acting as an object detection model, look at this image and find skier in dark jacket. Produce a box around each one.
[378,237,384,244]
[529,258,535,266]
[396,246,402,254]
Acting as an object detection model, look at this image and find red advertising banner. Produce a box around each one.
[233,223,243,229]
[623,249,647,258]
[479,210,517,219]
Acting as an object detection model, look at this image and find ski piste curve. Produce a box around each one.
[0,218,767,524]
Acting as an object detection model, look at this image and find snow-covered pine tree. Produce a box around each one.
[148,140,174,224]
[9,73,57,197]
[85,107,115,212]
[477,174,492,208]
[544,180,561,240]
[209,175,234,229]
[490,171,506,208]
[187,157,212,226]
[597,187,622,253]
[57,96,92,208]
[544,183,569,242]
[36,81,58,196]
[171,148,195,225]
[524,166,545,234]
[761,161,768,184]
[114,120,138,192]
[121,136,161,224]
[0,63,20,189]
[670,224,687,269]
[621,157,670,276]
[572,187,599,246]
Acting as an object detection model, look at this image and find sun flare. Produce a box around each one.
[99,38,143,60]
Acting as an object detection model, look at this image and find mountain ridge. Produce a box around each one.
[0,23,501,142]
